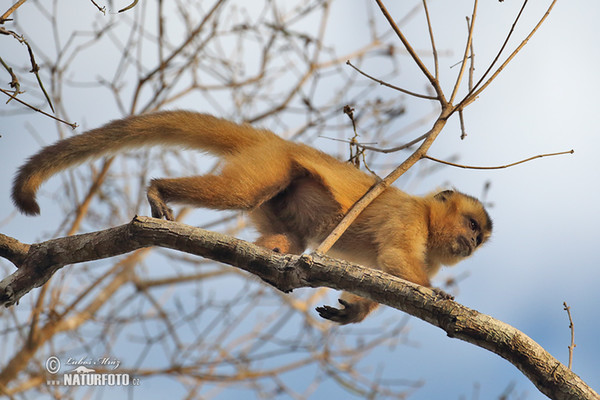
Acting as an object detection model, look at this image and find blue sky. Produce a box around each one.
[1,1,599,399]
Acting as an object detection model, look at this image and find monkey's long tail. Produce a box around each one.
[12,111,281,215]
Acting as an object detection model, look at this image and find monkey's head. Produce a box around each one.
[426,190,492,267]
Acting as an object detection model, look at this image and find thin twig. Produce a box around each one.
[321,133,426,155]
[316,109,451,254]
[118,0,139,13]
[458,0,558,110]
[89,0,106,14]
[374,0,445,102]
[449,0,477,105]
[563,302,576,370]
[421,0,438,81]
[0,0,27,23]
[422,149,574,170]
[0,56,20,95]
[466,17,475,92]
[343,105,377,175]
[459,109,467,140]
[450,56,473,69]
[346,61,436,100]
[466,0,529,100]
[4,29,55,112]
[359,132,428,154]
[344,105,361,168]
[0,88,78,129]
[130,0,226,112]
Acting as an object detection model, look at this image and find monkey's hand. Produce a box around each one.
[316,299,364,325]
[147,188,174,221]
[432,287,454,301]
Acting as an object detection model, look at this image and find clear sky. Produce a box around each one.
[1,1,599,399]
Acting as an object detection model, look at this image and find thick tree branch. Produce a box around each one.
[0,217,597,399]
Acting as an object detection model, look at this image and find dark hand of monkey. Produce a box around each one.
[432,287,454,301]
[317,288,453,325]
[316,299,362,325]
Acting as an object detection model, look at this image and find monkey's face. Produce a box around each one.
[450,214,488,257]
[427,190,492,266]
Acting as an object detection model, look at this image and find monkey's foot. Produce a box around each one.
[147,189,174,221]
[316,299,363,325]
[432,287,454,301]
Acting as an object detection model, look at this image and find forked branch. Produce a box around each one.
[318,0,560,253]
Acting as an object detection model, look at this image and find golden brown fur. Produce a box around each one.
[12,110,492,324]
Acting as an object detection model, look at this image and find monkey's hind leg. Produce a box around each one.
[147,173,285,220]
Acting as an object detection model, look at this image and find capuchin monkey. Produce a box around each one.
[11,111,492,324]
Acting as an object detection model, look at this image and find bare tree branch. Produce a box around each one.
[346,60,437,100]
[0,217,597,400]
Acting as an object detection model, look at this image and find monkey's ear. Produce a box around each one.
[434,190,454,202]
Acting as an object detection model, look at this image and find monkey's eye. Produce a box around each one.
[469,218,479,232]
